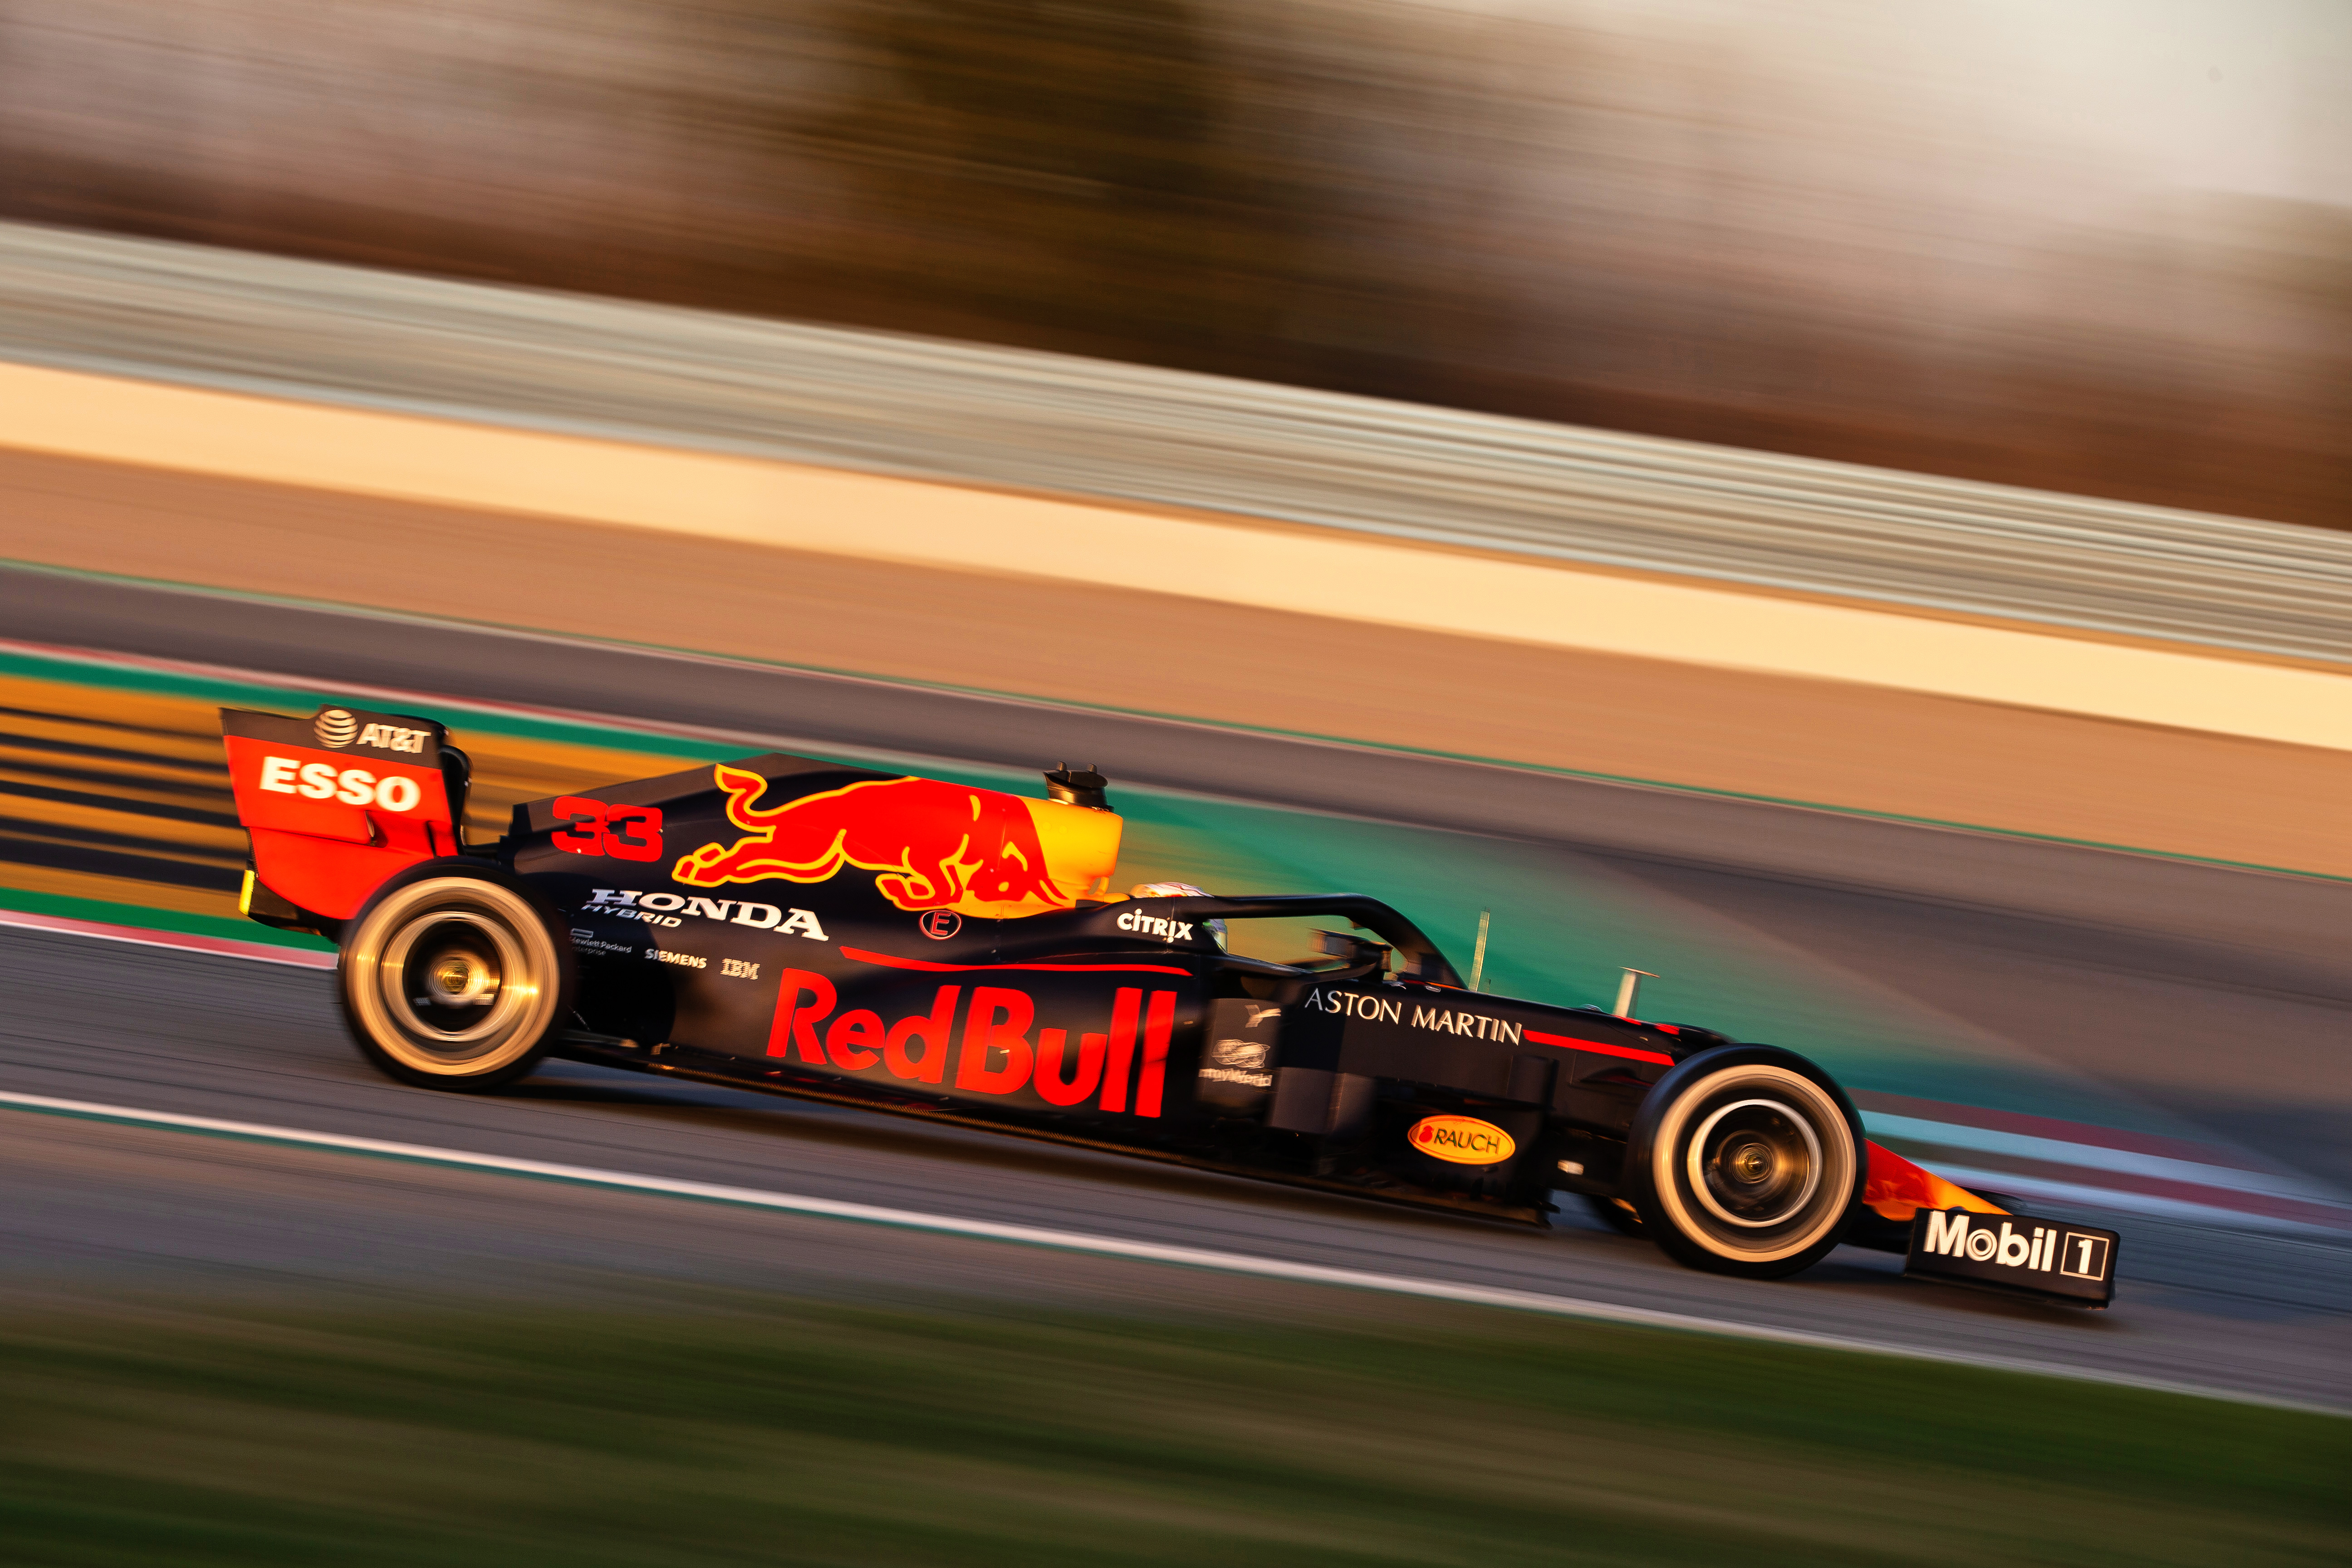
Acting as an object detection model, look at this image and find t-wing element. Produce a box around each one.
[1158,894,1463,987]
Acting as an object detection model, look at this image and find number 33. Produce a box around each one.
[551,797,664,862]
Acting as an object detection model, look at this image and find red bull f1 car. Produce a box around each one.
[220,703,2119,1306]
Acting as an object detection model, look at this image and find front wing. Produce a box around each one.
[1860,1141,2118,1308]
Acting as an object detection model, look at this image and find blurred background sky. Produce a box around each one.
[1,0,2344,524]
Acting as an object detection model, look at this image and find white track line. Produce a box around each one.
[0,1088,2337,1417]
[0,907,334,968]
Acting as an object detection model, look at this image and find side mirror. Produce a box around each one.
[1314,928,1393,972]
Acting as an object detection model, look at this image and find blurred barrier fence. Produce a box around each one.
[0,219,2346,668]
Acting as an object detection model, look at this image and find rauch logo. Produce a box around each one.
[1408,1114,1517,1166]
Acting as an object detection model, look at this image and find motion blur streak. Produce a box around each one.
[0,0,2343,531]
[0,1085,2328,1413]
[1,3,2347,1555]
[6,225,2351,669]
[11,356,2351,753]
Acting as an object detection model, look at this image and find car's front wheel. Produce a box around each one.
[1625,1044,1864,1279]
[338,864,573,1092]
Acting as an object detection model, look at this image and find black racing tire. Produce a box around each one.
[337,861,574,1093]
[1582,1194,1646,1236]
[1626,1044,1865,1280]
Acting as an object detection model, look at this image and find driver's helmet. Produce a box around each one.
[1127,882,1226,951]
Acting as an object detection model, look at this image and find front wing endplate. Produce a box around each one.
[1904,1208,2119,1308]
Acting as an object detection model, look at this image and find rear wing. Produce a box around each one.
[220,705,471,934]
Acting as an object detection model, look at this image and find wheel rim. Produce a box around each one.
[1686,1098,1822,1228]
[1649,1064,1854,1264]
[345,879,558,1077]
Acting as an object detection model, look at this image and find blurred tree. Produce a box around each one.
[804,0,1334,375]
[0,0,2338,525]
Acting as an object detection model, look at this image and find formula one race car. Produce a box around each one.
[221,703,2118,1306]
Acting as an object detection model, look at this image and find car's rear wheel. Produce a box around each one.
[1627,1044,1863,1279]
[338,864,573,1092]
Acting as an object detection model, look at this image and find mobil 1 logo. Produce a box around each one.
[1905,1208,2120,1307]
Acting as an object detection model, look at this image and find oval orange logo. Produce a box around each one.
[1408,1114,1517,1166]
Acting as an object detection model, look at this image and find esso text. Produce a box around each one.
[258,756,424,813]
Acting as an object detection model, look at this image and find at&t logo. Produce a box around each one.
[314,707,431,753]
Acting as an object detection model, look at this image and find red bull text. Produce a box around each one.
[768,971,1179,1116]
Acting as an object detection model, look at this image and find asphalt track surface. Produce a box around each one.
[4,568,2350,1409]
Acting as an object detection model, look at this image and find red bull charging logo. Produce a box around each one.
[673,766,1118,919]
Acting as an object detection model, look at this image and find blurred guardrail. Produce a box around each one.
[1,220,2346,666]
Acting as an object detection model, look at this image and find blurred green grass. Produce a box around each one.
[1,1297,2343,1566]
